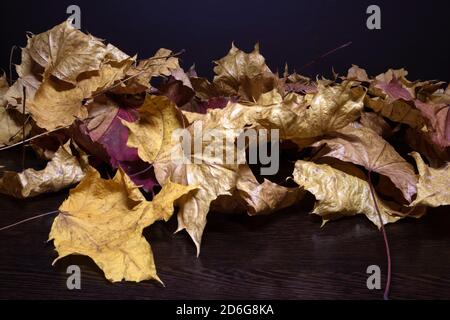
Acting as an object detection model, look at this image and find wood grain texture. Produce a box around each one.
[0,148,449,300]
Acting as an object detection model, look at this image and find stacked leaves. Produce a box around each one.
[0,21,449,283]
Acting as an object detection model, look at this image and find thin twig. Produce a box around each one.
[299,41,352,72]
[0,127,65,152]
[9,45,18,86]
[21,86,26,169]
[7,115,31,142]
[0,210,59,232]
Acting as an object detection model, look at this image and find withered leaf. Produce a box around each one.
[236,165,304,215]
[213,43,280,101]
[364,95,425,129]
[313,123,417,202]
[49,167,196,283]
[414,100,450,148]
[0,75,31,147]
[122,95,183,164]
[124,98,242,254]
[113,48,180,94]
[410,152,450,207]
[4,49,42,110]
[0,142,85,198]
[27,20,108,84]
[30,78,87,130]
[292,160,402,227]
[76,96,158,192]
[359,112,393,138]
[346,65,370,82]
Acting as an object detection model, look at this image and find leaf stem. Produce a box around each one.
[0,210,59,232]
[0,127,65,152]
[9,45,18,86]
[22,86,26,170]
[299,41,352,72]
[368,170,391,300]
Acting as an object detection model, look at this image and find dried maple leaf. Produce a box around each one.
[26,20,108,84]
[28,57,135,131]
[346,65,370,82]
[359,112,393,138]
[0,74,9,107]
[0,142,85,198]
[292,160,402,227]
[30,78,87,130]
[236,165,304,215]
[410,152,450,207]
[1,75,30,147]
[159,140,239,256]
[374,76,414,101]
[75,96,158,192]
[9,22,134,130]
[113,48,180,94]
[122,94,184,164]
[312,122,417,202]
[414,100,450,148]
[209,81,364,145]
[374,68,409,84]
[364,95,425,130]
[282,69,317,94]
[123,95,241,254]
[362,69,428,130]
[49,167,196,283]
[405,128,450,167]
[213,43,280,101]
[4,49,42,111]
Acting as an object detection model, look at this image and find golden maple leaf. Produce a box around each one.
[26,20,108,84]
[123,94,241,255]
[312,122,417,202]
[49,167,196,283]
[410,152,450,207]
[292,160,403,227]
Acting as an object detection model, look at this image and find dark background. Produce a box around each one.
[0,0,449,81]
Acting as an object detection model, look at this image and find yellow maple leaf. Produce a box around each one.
[49,167,196,283]
[312,122,417,202]
[27,20,108,84]
[292,160,402,227]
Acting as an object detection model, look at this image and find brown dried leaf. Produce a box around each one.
[313,123,417,202]
[113,48,180,94]
[27,20,108,84]
[410,152,450,207]
[213,43,280,101]
[0,142,85,198]
[292,160,402,227]
[359,112,393,138]
[236,165,304,215]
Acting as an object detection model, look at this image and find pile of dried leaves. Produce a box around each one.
[0,21,449,287]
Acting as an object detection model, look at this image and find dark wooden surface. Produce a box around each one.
[0,149,449,300]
